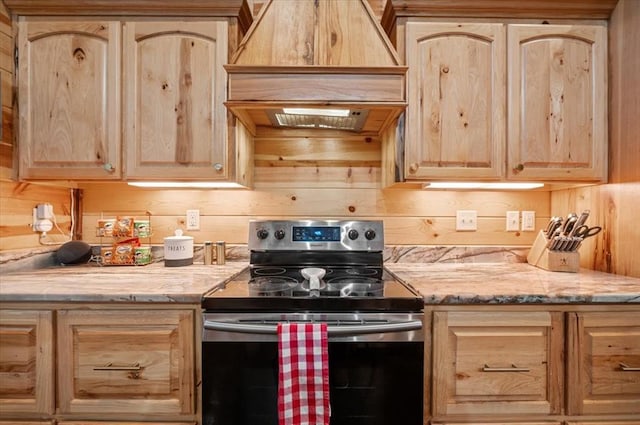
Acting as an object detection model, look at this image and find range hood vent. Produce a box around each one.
[225,0,407,135]
[266,108,369,131]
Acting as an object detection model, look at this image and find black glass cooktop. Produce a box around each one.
[201,267,423,312]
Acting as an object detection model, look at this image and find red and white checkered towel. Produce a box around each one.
[278,323,330,425]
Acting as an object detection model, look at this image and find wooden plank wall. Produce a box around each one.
[0,181,73,250]
[550,0,640,278]
[79,183,550,247]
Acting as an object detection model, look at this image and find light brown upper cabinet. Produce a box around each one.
[16,17,242,183]
[404,23,505,180]
[17,19,121,179]
[123,20,229,180]
[507,24,607,182]
[402,21,607,184]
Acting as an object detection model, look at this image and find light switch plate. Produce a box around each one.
[506,211,520,231]
[456,210,477,231]
[521,211,536,231]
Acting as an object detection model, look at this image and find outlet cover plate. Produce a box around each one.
[456,210,477,231]
[186,209,200,230]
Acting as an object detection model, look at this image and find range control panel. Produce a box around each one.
[249,220,384,252]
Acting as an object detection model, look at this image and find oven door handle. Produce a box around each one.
[203,320,423,336]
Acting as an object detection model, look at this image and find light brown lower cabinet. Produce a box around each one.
[432,311,564,417]
[431,423,561,425]
[0,422,54,425]
[429,308,640,425]
[567,312,640,416]
[59,422,195,425]
[566,422,640,425]
[0,306,196,425]
[0,310,54,416]
[57,309,195,416]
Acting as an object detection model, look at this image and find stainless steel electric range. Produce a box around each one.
[201,220,424,425]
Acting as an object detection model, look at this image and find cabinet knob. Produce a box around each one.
[408,163,419,174]
[512,164,524,174]
[103,163,115,173]
[213,163,223,171]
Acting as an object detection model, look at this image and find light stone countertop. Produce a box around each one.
[1,261,639,305]
[0,262,248,304]
[385,263,640,304]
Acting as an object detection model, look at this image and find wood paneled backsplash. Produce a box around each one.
[78,183,550,247]
[0,180,73,250]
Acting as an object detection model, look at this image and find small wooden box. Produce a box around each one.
[527,230,580,273]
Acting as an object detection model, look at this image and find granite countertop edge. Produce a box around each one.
[1,262,639,305]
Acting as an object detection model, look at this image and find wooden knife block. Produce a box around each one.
[527,230,580,273]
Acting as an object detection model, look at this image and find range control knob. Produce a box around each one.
[348,229,359,240]
[274,229,286,240]
[364,229,376,240]
[257,229,269,240]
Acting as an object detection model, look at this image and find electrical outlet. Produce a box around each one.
[521,211,536,231]
[506,211,520,231]
[186,209,200,230]
[456,210,477,231]
[32,203,54,233]
[36,203,53,219]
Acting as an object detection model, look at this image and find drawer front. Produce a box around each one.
[57,309,194,415]
[567,312,640,415]
[432,311,563,416]
[0,310,54,415]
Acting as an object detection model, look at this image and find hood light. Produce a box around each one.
[128,182,246,189]
[282,108,351,117]
[423,182,544,190]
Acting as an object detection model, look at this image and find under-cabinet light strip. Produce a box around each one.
[127,182,246,189]
[423,182,544,190]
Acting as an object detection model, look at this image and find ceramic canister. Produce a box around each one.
[164,229,194,267]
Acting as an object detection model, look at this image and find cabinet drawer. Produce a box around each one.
[0,310,54,415]
[59,422,194,425]
[567,312,640,415]
[433,422,560,425]
[57,310,194,415]
[432,311,563,416]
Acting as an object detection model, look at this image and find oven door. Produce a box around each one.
[202,312,424,425]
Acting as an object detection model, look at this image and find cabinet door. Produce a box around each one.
[567,312,640,415]
[57,309,194,415]
[507,24,607,182]
[123,20,228,180]
[405,22,505,180]
[0,310,54,415]
[432,311,563,416]
[17,19,121,179]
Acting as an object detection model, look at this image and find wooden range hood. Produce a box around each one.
[225,0,407,136]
